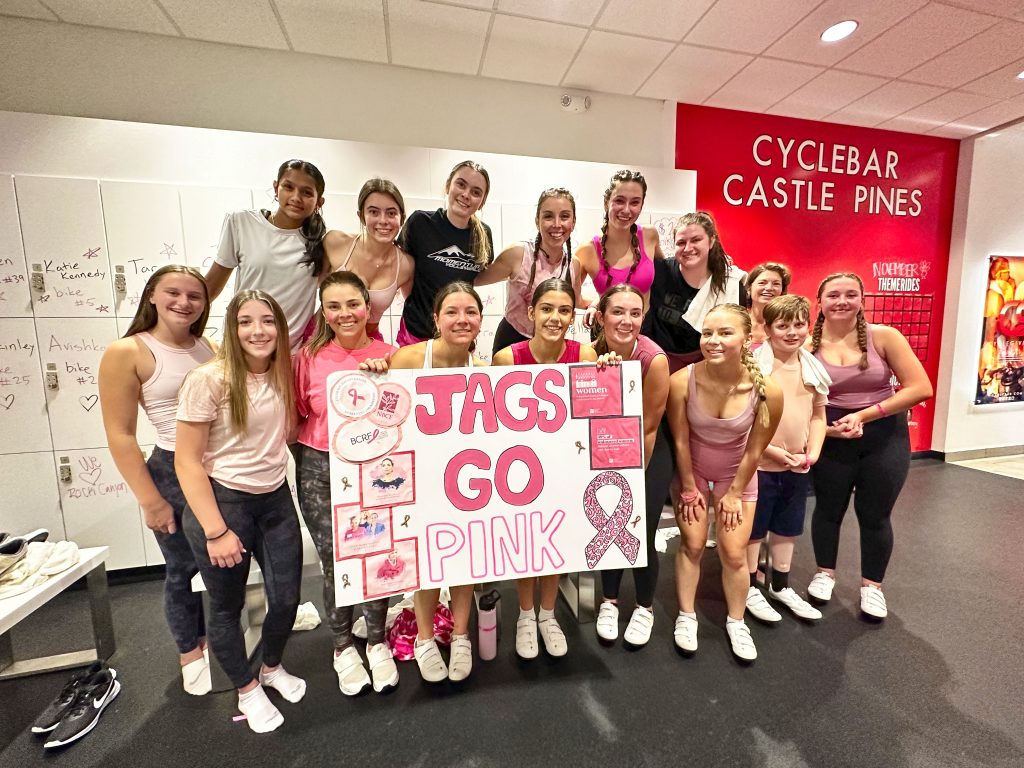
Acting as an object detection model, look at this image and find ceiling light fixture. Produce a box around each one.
[1017,70,1024,79]
[821,20,858,43]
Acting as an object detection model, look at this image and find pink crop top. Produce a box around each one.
[591,225,655,294]
[511,339,582,365]
[814,325,895,410]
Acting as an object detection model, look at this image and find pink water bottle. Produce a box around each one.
[476,589,501,661]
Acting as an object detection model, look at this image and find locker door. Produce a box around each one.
[16,177,116,319]
[54,448,146,570]
[0,175,32,318]
[0,317,51,453]
[0,452,64,538]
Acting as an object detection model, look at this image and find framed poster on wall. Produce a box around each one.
[976,255,1024,404]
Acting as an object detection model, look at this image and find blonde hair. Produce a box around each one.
[810,272,868,370]
[706,303,770,428]
[445,161,492,268]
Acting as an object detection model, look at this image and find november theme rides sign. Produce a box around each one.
[325,361,647,606]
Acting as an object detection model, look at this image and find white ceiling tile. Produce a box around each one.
[275,0,386,62]
[0,0,57,20]
[830,111,888,128]
[159,0,288,49]
[938,0,1024,20]
[561,30,673,96]
[42,0,178,35]
[596,0,715,42]
[767,70,889,120]
[928,93,1024,132]
[926,123,979,137]
[878,90,1001,133]
[837,3,999,77]
[765,0,927,66]
[429,0,494,8]
[388,0,491,75]
[876,114,953,133]
[685,0,823,54]
[636,43,752,103]
[704,58,824,112]
[481,15,587,85]
[902,20,1024,87]
[826,80,947,123]
[960,56,1024,98]
[495,0,605,26]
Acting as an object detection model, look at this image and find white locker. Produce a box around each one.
[322,193,359,233]
[16,177,115,319]
[178,186,253,317]
[35,317,118,451]
[101,182,186,319]
[204,316,225,347]
[0,452,64,538]
[0,175,32,318]
[54,447,147,570]
[0,317,51,453]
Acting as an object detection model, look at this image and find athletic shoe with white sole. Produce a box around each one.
[860,585,888,619]
[32,662,111,734]
[746,586,782,623]
[367,642,399,693]
[43,670,120,749]
[726,621,757,662]
[333,646,371,695]
[807,571,836,604]
[623,606,654,647]
[673,613,698,653]
[0,537,27,577]
[413,638,448,683]
[769,587,823,620]
[448,635,473,682]
[595,602,619,643]
[515,613,538,660]
[538,616,567,657]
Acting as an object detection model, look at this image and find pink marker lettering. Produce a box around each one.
[494,445,543,507]
[530,509,565,571]
[425,523,466,582]
[460,372,499,434]
[415,374,468,434]
[532,368,567,432]
[444,449,492,512]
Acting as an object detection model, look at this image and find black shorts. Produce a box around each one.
[751,469,811,539]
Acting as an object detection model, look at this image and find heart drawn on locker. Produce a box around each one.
[79,468,101,486]
[0,394,13,410]
[79,394,99,412]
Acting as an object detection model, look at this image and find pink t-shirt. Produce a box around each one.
[759,356,827,473]
[177,364,288,493]
[294,339,397,451]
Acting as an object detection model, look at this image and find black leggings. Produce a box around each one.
[600,421,673,607]
[491,317,529,356]
[811,410,910,583]
[184,480,302,689]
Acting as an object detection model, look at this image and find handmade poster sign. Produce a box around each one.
[327,361,646,606]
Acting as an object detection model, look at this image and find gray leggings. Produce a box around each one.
[298,446,388,648]
[184,480,302,689]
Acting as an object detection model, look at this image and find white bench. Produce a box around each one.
[0,546,115,680]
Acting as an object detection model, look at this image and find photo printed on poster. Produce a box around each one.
[976,255,1024,404]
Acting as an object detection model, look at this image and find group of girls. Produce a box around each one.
[96,157,933,733]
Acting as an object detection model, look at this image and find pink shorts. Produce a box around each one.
[395,317,428,348]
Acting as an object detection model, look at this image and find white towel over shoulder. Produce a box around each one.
[754,344,832,396]
[680,266,746,332]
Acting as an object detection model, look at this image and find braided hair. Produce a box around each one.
[811,272,869,370]
[526,188,576,296]
[707,304,770,428]
[277,159,328,275]
[599,170,647,287]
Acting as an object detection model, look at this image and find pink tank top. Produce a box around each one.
[137,332,215,451]
[337,237,401,324]
[591,225,655,294]
[813,325,895,409]
[686,363,756,480]
[631,334,666,379]
[511,339,582,365]
[504,241,575,337]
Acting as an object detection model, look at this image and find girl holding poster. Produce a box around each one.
[807,273,933,620]
[175,290,304,733]
[744,262,791,349]
[591,284,671,648]
[293,271,399,695]
[476,187,581,352]
[389,282,488,683]
[492,277,599,660]
[666,304,783,663]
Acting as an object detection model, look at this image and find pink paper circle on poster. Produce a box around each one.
[368,382,412,428]
[332,420,402,464]
[329,373,379,419]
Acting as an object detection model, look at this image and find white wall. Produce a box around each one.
[0,16,672,168]
[934,127,1024,456]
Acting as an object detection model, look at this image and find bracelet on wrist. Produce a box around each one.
[875,402,888,417]
[206,527,230,541]
[680,491,699,504]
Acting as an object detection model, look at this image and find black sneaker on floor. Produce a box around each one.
[43,669,121,749]
[31,662,111,734]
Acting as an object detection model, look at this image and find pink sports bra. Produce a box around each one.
[511,339,582,365]
[591,225,655,294]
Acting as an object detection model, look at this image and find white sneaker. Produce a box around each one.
[673,613,698,653]
[515,613,538,659]
[623,606,654,647]
[726,620,757,662]
[448,634,473,682]
[769,587,823,620]
[745,586,782,623]
[333,646,371,695]
[595,601,619,643]
[413,638,448,683]
[352,615,367,640]
[181,653,212,696]
[367,642,399,692]
[860,585,888,619]
[538,615,567,657]
[807,571,836,603]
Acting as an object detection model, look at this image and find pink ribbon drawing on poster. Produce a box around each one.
[582,470,639,569]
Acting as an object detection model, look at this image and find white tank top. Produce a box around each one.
[137,332,215,450]
[422,338,472,370]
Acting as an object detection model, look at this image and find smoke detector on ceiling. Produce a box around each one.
[560,92,592,114]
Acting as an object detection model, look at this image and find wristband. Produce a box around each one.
[206,527,230,541]
[875,402,888,417]
[680,491,699,504]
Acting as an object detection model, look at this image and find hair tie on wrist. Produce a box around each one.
[875,402,888,417]
[681,491,699,504]
[206,527,230,541]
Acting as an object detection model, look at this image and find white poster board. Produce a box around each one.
[326,361,646,606]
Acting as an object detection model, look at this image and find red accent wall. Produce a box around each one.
[676,104,960,451]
